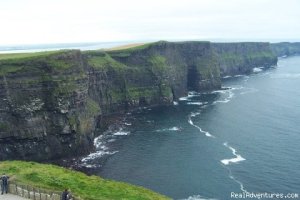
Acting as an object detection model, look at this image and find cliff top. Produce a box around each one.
[106,43,147,51]
[0,161,169,200]
[0,50,70,61]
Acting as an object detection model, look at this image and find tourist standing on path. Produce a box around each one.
[1,173,9,195]
[61,189,72,200]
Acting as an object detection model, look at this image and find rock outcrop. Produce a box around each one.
[0,41,277,161]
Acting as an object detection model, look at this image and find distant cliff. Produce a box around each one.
[213,42,277,77]
[271,42,300,57]
[0,41,277,161]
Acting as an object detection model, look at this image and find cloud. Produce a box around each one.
[0,0,299,45]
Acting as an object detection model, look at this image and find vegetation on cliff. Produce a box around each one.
[0,161,170,200]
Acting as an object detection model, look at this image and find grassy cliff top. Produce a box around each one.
[0,161,169,200]
[105,43,147,51]
[0,50,70,61]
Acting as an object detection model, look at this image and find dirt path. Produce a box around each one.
[0,194,28,200]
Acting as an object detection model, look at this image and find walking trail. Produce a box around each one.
[0,194,27,200]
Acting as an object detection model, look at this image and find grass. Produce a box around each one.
[106,43,152,53]
[106,43,146,51]
[85,51,126,70]
[147,55,168,80]
[0,161,170,200]
[0,50,81,76]
[126,87,159,100]
[0,50,66,61]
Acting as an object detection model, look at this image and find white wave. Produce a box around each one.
[173,101,179,105]
[213,99,230,104]
[156,126,182,132]
[234,74,246,77]
[93,135,104,148]
[221,143,245,165]
[213,90,234,104]
[124,122,132,126]
[179,96,189,101]
[222,76,232,79]
[169,127,181,131]
[113,130,130,136]
[190,112,201,117]
[212,90,227,94]
[253,67,263,73]
[188,117,194,125]
[84,164,101,168]
[81,150,118,162]
[188,91,200,97]
[180,195,218,200]
[188,116,215,138]
[230,86,244,91]
[179,91,200,101]
[107,139,116,143]
[225,166,248,194]
[187,102,203,105]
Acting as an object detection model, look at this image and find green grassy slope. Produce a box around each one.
[0,161,170,200]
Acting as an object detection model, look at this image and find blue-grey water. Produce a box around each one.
[82,56,300,200]
[0,41,141,54]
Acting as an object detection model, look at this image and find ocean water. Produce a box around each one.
[0,41,137,54]
[81,56,300,199]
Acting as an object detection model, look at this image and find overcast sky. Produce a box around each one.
[1,0,300,45]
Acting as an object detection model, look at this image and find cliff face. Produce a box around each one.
[0,41,277,161]
[108,41,221,98]
[270,42,300,57]
[0,51,96,160]
[213,42,277,77]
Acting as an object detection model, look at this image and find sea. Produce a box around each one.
[0,41,137,54]
[80,56,300,200]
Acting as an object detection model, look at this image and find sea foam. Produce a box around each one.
[221,142,246,165]
[253,67,263,73]
[187,102,203,105]
[113,130,130,136]
[156,126,182,132]
[180,195,218,200]
[188,116,215,138]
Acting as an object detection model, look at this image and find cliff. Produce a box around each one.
[0,50,96,161]
[213,42,277,77]
[270,42,300,57]
[0,41,277,161]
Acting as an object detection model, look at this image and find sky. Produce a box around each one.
[0,0,300,45]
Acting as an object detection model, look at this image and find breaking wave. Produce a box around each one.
[188,115,214,138]
[221,142,246,165]
[113,130,130,136]
[156,126,182,132]
[253,67,263,73]
[179,195,218,200]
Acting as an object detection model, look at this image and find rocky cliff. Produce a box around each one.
[0,41,277,161]
[213,42,277,77]
[270,42,300,57]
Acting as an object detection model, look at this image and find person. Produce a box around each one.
[61,189,71,200]
[1,173,9,195]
